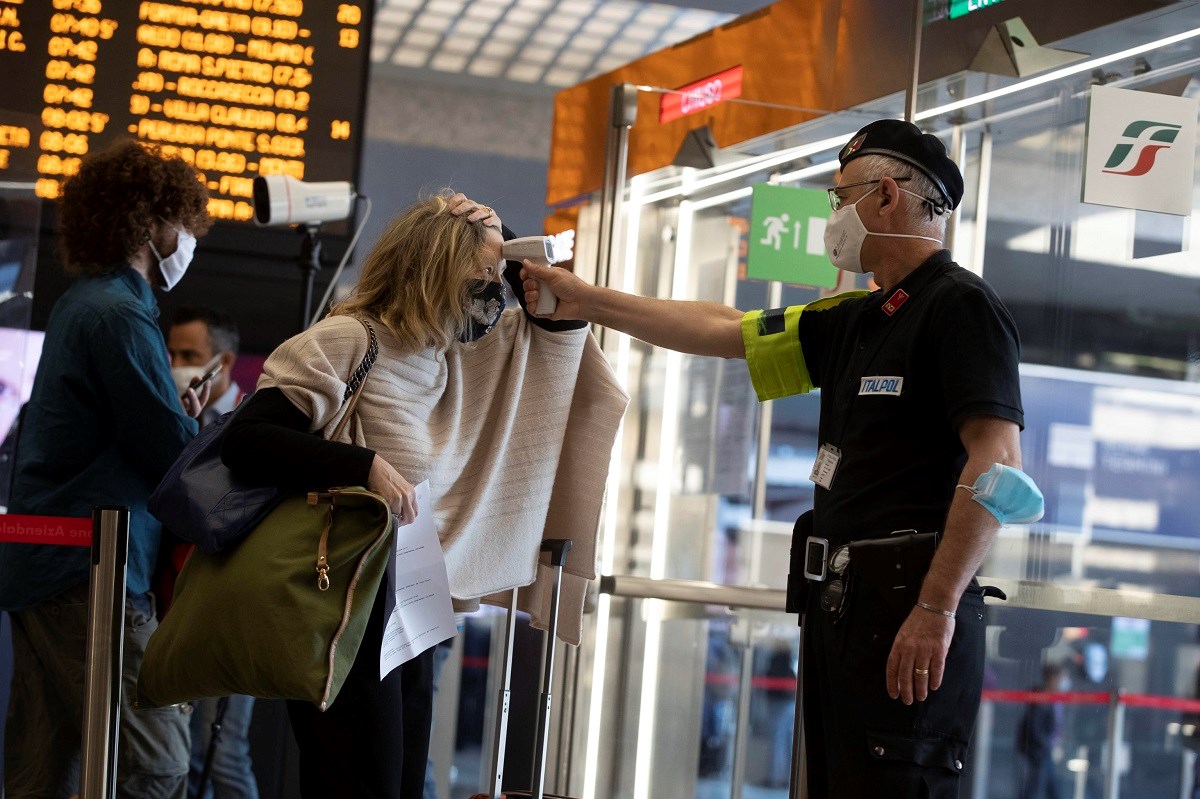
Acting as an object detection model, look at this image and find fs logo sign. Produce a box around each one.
[1101,121,1182,177]
[1083,85,1198,217]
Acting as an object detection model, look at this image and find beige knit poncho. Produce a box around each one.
[258,310,628,644]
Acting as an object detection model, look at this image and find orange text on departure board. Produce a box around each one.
[1,0,367,221]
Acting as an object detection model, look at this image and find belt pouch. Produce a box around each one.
[847,531,938,616]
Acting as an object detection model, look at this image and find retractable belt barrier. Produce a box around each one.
[0,514,93,546]
[979,687,1200,799]
[0,510,130,799]
[706,673,796,691]
[983,688,1200,713]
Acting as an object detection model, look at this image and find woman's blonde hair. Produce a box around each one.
[332,190,492,352]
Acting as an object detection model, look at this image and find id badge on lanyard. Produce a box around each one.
[810,443,842,490]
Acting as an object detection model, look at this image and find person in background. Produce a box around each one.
[1068,640,1111,799]
[167,306,257,799]
[699,626,739,778]
[1015,661,1069,799]
[519,120,1027,798]
[168,305,243,428]
[0,140,211,798]
[764,641,798,789]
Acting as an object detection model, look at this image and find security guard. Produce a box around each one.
[520,119,1032,798]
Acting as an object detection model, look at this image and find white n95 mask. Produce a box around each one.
[149,227,197,292]
[823,187,943,273]
[171,365,206,397]
[957,464,1045,525]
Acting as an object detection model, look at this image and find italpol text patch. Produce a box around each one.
[858,376,904,396]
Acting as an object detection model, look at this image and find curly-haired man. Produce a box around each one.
[0,140,212,798]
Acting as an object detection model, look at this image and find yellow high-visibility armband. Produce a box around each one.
[741,291,869,402]
[742,306,810,402]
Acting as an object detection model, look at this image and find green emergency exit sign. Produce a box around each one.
[949,0,1005,18]
[746,184,837,287]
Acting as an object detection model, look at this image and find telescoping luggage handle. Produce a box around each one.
[480,539,574,799]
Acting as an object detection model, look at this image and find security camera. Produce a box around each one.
[252,175,355,226]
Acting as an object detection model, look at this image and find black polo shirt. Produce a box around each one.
[742,250,1023,545]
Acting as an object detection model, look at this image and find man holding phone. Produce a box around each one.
[168,306,243,430]
[166,306,260,799]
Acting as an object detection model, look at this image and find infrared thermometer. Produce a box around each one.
[502,236,559,315]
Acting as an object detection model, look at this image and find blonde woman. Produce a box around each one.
[220,191,622,796]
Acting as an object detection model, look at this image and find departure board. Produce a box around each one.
[0,0,371,223]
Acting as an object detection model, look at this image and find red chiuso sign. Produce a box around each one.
[659,66,743,124]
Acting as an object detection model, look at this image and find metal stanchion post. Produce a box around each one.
[1074,745,1090,799]
[488,591,520,799]
[972,699,995,799]
[530,541,570,799]
[1104,691,1125,799]
[788,623,805,799]
[80,505,130,799]
[594,82,638,350]
[729,618,755,799]
[904,0,924,123]
[1181,749,1196,799]
[558,643,581,793]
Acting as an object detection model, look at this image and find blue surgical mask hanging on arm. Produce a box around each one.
[957,463,1044,524]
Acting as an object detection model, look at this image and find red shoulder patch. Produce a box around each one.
[882,289,909,316]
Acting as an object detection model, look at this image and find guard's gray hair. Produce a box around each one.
[848,154,949,236]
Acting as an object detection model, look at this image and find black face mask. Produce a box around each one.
[459,279,506,342]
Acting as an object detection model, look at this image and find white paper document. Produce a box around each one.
[380,480,457,680]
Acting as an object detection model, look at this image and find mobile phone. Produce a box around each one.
[184,355,223,395]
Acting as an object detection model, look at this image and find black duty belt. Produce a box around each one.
[803,531,938,619]
[802,530,923,583]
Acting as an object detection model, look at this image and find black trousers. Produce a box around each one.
[286,583,436,799]
[802,580,988,799]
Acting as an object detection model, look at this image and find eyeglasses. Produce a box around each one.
[818,545,852,619]
[825,177,911,212]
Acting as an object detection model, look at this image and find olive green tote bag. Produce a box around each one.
[138,486,394,710]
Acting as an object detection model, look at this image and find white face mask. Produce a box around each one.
[171,365,206,397]
[823,186,943,273]
[148,226,197,291]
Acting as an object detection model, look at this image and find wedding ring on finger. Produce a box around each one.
[914,668,930,676]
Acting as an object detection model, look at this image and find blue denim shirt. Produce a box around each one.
[0,266,197,610]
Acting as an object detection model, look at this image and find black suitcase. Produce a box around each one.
[468,539,579,799]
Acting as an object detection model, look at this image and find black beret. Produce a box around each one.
[838,119,964,212]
